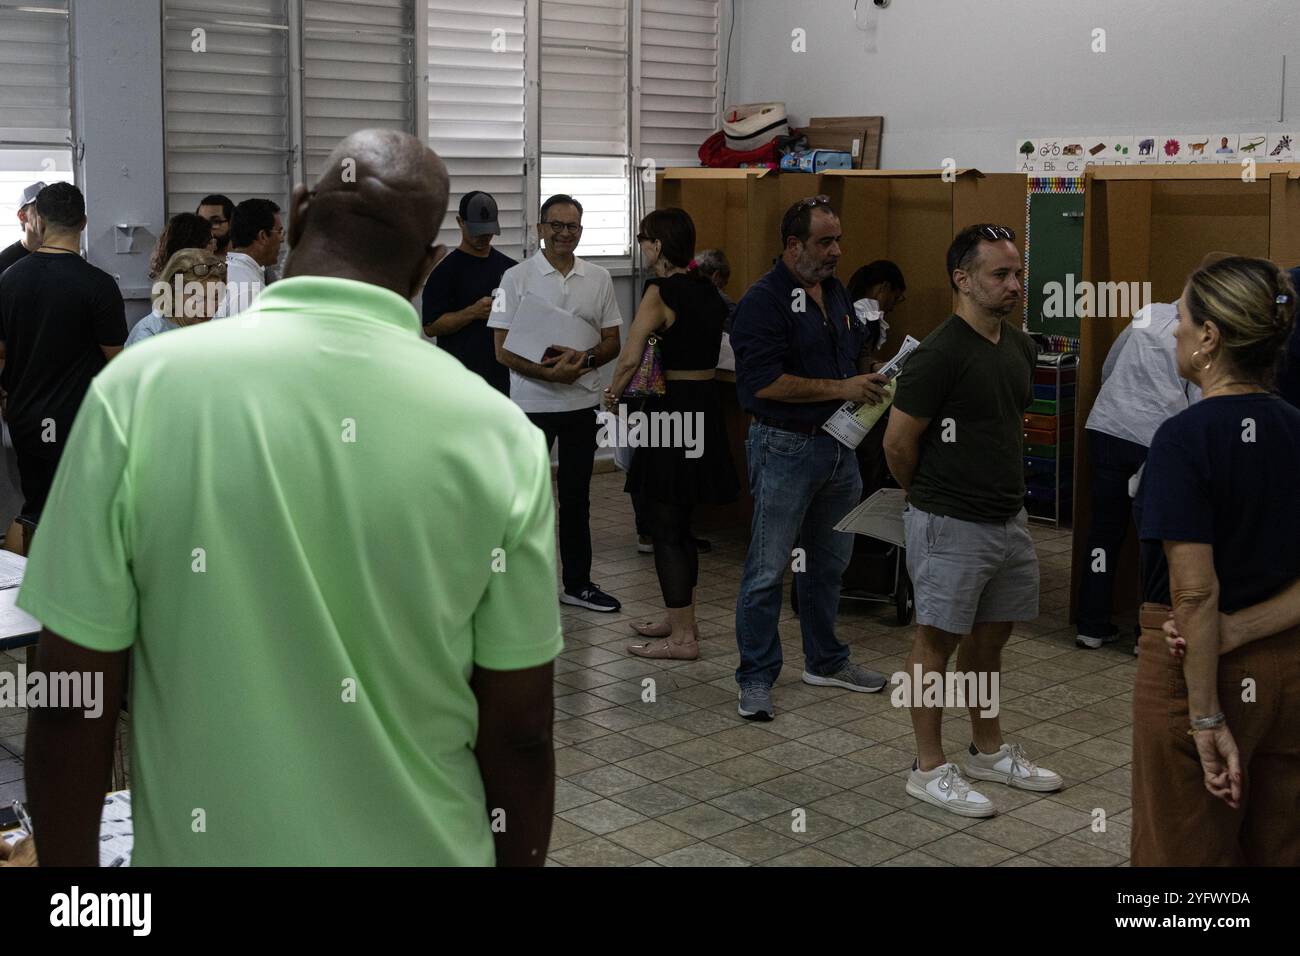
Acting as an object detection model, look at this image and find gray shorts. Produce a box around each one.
[902,504,1039,635]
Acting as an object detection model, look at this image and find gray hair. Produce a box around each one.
[693,248,731,282]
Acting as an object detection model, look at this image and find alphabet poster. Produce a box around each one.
[1016,132,1295,173]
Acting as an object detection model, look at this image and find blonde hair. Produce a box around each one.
[1186,257,1296,385]
[152,248,226,325]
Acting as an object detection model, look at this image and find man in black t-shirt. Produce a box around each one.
[421,191,516,394]
[0,183,127,517]
[886,224,1062,818]
[0,181,46,277]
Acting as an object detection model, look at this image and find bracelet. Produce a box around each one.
[1187,712,1226,734]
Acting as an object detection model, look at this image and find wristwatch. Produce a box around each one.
[584,349,597,370]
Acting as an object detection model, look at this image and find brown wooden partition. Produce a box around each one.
[1070,163,1300,623]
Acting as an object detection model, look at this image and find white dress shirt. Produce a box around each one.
[1086,302,1200,447]
[217,251,266,318]
[487,252,623,413]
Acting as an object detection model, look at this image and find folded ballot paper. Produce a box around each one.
[822,335,921,448]
[502,292,602,391]
[833,488,909,547]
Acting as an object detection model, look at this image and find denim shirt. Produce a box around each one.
[731,258,867,427]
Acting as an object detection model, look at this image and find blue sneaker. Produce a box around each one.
[738,683,774,721]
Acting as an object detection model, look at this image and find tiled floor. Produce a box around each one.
[0,471,1139,866]
[543,473,1135,867]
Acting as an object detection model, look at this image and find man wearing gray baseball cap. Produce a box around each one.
[421,190,517,394]
[0,181,46,277]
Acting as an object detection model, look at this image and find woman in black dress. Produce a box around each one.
[603,208,738,660]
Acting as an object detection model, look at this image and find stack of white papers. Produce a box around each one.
[502,293,602,392]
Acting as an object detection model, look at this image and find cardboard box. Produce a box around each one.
[655,167,839,299]
[823,168,1027,344]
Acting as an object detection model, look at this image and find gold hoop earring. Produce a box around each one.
[1191,349,1213,373]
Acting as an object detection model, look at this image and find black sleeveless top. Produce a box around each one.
[644,273,728,372]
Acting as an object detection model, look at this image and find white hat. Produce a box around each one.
[19,181,47,209]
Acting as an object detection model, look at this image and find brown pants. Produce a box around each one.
[1131,603,1300,865]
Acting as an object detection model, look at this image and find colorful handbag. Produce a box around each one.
[622,334,666,398]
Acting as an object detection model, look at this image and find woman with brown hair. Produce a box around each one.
[147,213,215,280]
[604,208,738,660]
[1132,256,1300,865]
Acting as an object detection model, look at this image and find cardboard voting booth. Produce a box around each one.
[1069,162,1300,623]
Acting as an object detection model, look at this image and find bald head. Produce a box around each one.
[284,129,450,298]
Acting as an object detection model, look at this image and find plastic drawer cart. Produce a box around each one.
[1024,351,1077,527]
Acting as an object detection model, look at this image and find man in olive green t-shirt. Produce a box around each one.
[884,224,1061,820]
[20,131,563,866]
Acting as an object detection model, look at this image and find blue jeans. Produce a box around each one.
[735,422,862,688]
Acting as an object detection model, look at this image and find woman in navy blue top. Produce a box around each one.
[1132,256,1300,865]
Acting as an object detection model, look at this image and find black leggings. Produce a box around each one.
[650,499,697,609]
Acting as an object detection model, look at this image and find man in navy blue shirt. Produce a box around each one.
[729,195,890,720]
[422,191,516,394]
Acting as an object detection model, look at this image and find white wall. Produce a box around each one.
[729,0,1300,172]
[73,0,166,323]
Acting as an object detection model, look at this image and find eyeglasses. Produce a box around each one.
[203,216,228,226]
[189,262,227,278]
[544,220,583,234]
[976,225,1015,241]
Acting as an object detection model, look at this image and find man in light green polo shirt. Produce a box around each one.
[20,130,563,866]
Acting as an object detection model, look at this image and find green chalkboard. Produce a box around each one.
[1027,192,1086,336]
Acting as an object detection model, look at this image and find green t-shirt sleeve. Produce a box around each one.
[16,381,138,652]
[892,342,951,420]
[471,424,565,671]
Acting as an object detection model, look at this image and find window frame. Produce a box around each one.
[159,0,419,219]
[0,1,79,252]
[528,0,719,270]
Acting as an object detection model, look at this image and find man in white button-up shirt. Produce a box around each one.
[1078,298,1202,650]
[219,198,282,318]
[490,194,623,613]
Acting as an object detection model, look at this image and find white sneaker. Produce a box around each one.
[963,742,1063,792]
[1076,628,1118,649]
[905,762,995,818]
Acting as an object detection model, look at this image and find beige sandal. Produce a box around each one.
[630,620,672,638]
[626,638,699,661]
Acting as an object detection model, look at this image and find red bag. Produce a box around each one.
[697,130,781,168]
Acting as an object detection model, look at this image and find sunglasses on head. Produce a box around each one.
[797,194,832,211]
[952,224,1016,266]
